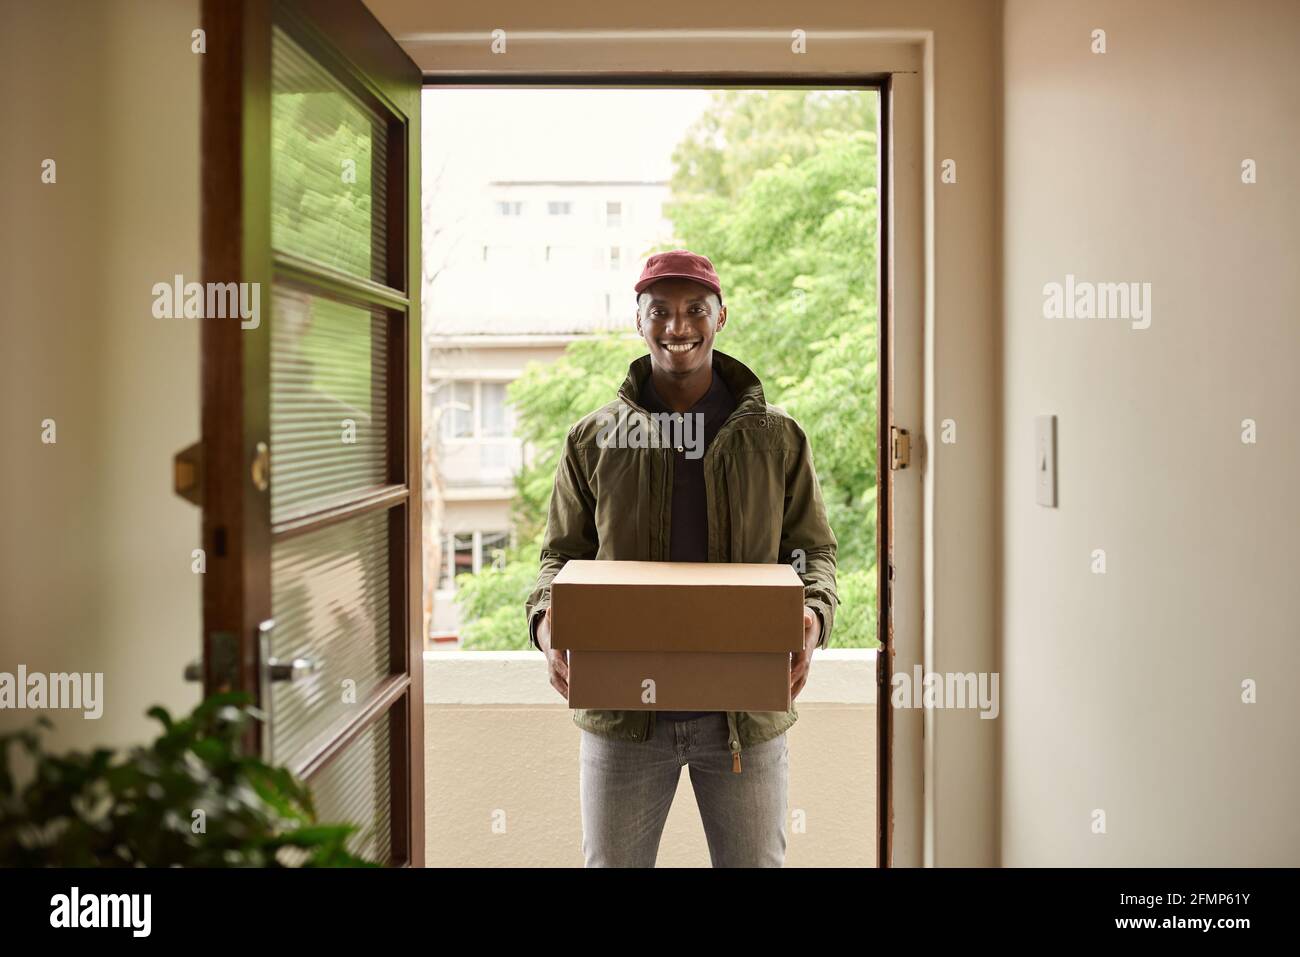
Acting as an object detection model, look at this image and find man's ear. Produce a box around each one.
[716,304,727,332]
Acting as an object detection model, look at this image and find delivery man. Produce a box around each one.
[524,249,839,867]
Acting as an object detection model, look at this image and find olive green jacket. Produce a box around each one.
[524,350,838,768]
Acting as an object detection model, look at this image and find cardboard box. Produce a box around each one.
[549,560,805,711]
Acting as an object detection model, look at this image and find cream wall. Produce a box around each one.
[424,652,877,867]
[426,705,876,866]
[0,0,202,752]
[1000,0,1300,864]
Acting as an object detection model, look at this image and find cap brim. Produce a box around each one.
[633,273,722,296]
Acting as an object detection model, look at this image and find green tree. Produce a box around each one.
[456,90,880,649]
[670,90,878,201]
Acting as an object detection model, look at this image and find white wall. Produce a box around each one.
[0,0,202,753]
[1001,0,1300,864]
[424,651,877,866]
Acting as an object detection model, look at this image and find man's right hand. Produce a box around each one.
[536,607,568,700]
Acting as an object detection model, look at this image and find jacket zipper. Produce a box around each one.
[710,411,766,774]
[634,398,765,766]
[726,711,743,773]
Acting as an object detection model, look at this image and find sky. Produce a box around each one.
[421,87,714,187]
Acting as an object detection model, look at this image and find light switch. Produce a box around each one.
[1036,415,1057,507]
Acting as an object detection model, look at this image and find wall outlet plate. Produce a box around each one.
[1036,414,1057,507]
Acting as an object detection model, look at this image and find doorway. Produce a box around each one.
[419,83,885,866]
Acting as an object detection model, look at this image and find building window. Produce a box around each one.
[439,381,475,440]
[482,245,528,266]
[480,531,510,570]
[438,530,510,591]
[496,200,523,216]
[548,201,572,215]
[439,532,475,591]
[432,379,522,489]
[436,380,513,442]
[480,382,508,438]
[546,245,578,265]
[605,201,622,227]
[609,246,621,270]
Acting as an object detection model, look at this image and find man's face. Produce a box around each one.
[635,278,727,378]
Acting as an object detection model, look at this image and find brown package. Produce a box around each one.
[549,560,805,711]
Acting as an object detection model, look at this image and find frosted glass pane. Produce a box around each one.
[270,286,389,523]
[271,26,389,282]
[270,511,391,767]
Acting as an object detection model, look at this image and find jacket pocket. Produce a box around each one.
[590,446,649,559]
[721,451,785,562]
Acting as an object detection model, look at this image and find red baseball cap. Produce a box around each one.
[634,249,723,303]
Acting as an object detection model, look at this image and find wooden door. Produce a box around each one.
[200,0,423,866]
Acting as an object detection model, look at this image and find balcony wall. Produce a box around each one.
[424,649,877,867]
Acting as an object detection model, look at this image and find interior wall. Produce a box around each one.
[366,0,1004,866]
[1001,0,1300,864]
[0,0,202,753]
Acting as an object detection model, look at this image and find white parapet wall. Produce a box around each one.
[424,649,877,867]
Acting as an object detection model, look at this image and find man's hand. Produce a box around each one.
[536,607,569,700]
[790,607,821,700]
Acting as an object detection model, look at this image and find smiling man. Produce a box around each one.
[524,249,839,868]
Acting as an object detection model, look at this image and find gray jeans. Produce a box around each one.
[579,712,789,867]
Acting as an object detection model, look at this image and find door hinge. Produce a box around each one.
[889,427,910,470]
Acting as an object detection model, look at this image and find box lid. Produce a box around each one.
[550,560,805,653]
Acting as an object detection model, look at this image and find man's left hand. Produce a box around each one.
[790,607,821,700]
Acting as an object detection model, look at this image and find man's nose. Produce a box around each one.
[665,310,691,335]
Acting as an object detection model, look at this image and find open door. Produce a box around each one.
[199,0,423,866]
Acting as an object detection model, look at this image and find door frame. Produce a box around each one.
[421,39,930,868]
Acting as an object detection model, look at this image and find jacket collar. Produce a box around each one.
[617,350,766,417]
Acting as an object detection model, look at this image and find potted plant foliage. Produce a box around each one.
[0,692,375,867]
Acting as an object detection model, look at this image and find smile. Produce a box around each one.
[660,340,701,355]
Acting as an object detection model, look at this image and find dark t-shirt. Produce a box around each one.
[639,367,736,722]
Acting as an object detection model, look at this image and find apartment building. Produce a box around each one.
[424,178,675,644]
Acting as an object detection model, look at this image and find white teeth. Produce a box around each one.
[663,341,699,353]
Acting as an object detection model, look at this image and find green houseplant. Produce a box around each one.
[0,692,376,867]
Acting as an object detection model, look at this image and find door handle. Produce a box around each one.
[184,623,318,759]
[183,630,317,685]
[267,656,319,683]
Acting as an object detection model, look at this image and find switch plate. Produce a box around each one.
[1036,415,1057,507]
